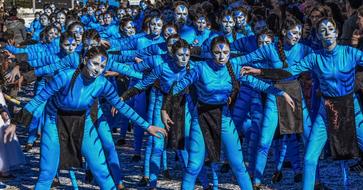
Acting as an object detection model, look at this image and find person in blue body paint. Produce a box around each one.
[100,12,121,39]
[67,22,85,53]
[120,39,209,189]
[173,1,197,44]
[32,14,50,41]
[56,11,67,32]
[192,14,216,47]
[233,7,254,37]
[241,17,363,190]
[7,46,166,190]
[81,6,97,29]
[113,15,166,162]
[233,16,313,188]
[27,12,41,37]
[162,36,294,190]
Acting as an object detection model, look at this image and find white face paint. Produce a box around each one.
[87,7,94,16]
[318,20,338,47]
[126,8,132,16]
[233,11,247,28]
[86,54,107,78]
[213,43,230,65]
[44,8,52,16]
[61,38,78,54]
[286,25,302,45]
[140,1,148,10]
[132,8,139,17]
[175,5,188,24]
[50,4,56,12]
[254,20,267,34]
[175,48,190,67]
[117,9,126,19]
[258,34,273,47]
[122,21,136,37]
[163,27,177,39]
[103,14,112,25]
[70,25,84,44]
[45,28,59,43]
[40,15,49,26]
[149,17,163,36]
[83,39,99,51]
[162,9,174,22]
[167,38,179,54]
[196,17,207,32]
[222,15,235,34]
[56,12,66,26]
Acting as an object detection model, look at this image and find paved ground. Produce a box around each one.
[1,84,363,190]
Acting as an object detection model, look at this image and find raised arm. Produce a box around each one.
[108,61,143,79]
[172,67,199,95]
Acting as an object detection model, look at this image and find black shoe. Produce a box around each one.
[138,176,149,187]
[294,173,302,183]
[282,161,292,169]
[350,162,363,172]
[85,169,93,183]
[271,171,283,184]
[220,163,230,173]
[163,169,171,179]
[116,138,126,146]
[24,143,33,152]
[131,154,141,162]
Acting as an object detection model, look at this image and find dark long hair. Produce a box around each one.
[210,36,239,105]
[277,16,301,68]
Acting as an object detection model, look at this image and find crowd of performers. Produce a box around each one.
[1,0,363,189]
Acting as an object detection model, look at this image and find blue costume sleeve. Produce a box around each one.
[109,53,135,63]
[131,56,159,72]
[135,44,164,57]
[28,54,61,67]
[172,67,200,95]
[108,62,143,79]
[101,80,150,130]
[24,71,69,113]
[239,75,284,96]
[34,60,70,76]
[233,44,275,66]
[133,65,162,90]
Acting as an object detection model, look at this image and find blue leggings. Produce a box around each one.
[182,105,253,190]
[97,107,123,186]
[232,87,263,173]
[148,91,191,187]
[35,112,115,190]
[303,94,363,190]
[273,135,302,174]
[27,78,46,144]
[143,89,167,178]
[254,93,311,184]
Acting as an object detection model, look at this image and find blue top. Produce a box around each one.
[171,60,285,105]
[24,69,150,129]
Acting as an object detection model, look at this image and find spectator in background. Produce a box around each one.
[340,0,362,44]
[3,7,26,45]
[0,53,26,179]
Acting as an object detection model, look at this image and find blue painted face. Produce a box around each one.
[233,11,246,27]
[175,5,188,24]
[84,39,99,51]
[149,17,163,36]
[258,34,273,47]
[163,27,177,39]
[86,54,107,78]
[213,43,230,64]
[70,25,84,44]
[222,15,235,33]
[318,19,338,47]
[122,21,136,37]
[61,37,77,54]
[175,47,190,67]
[196,17,207,32]
[286,25,302,45]
[253,20,267,34]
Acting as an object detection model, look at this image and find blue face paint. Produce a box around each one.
[100,55,106,63]
[68,38,75,44]
[178,5,186,12]
[218,44,225,50]
[225,15,232,22]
